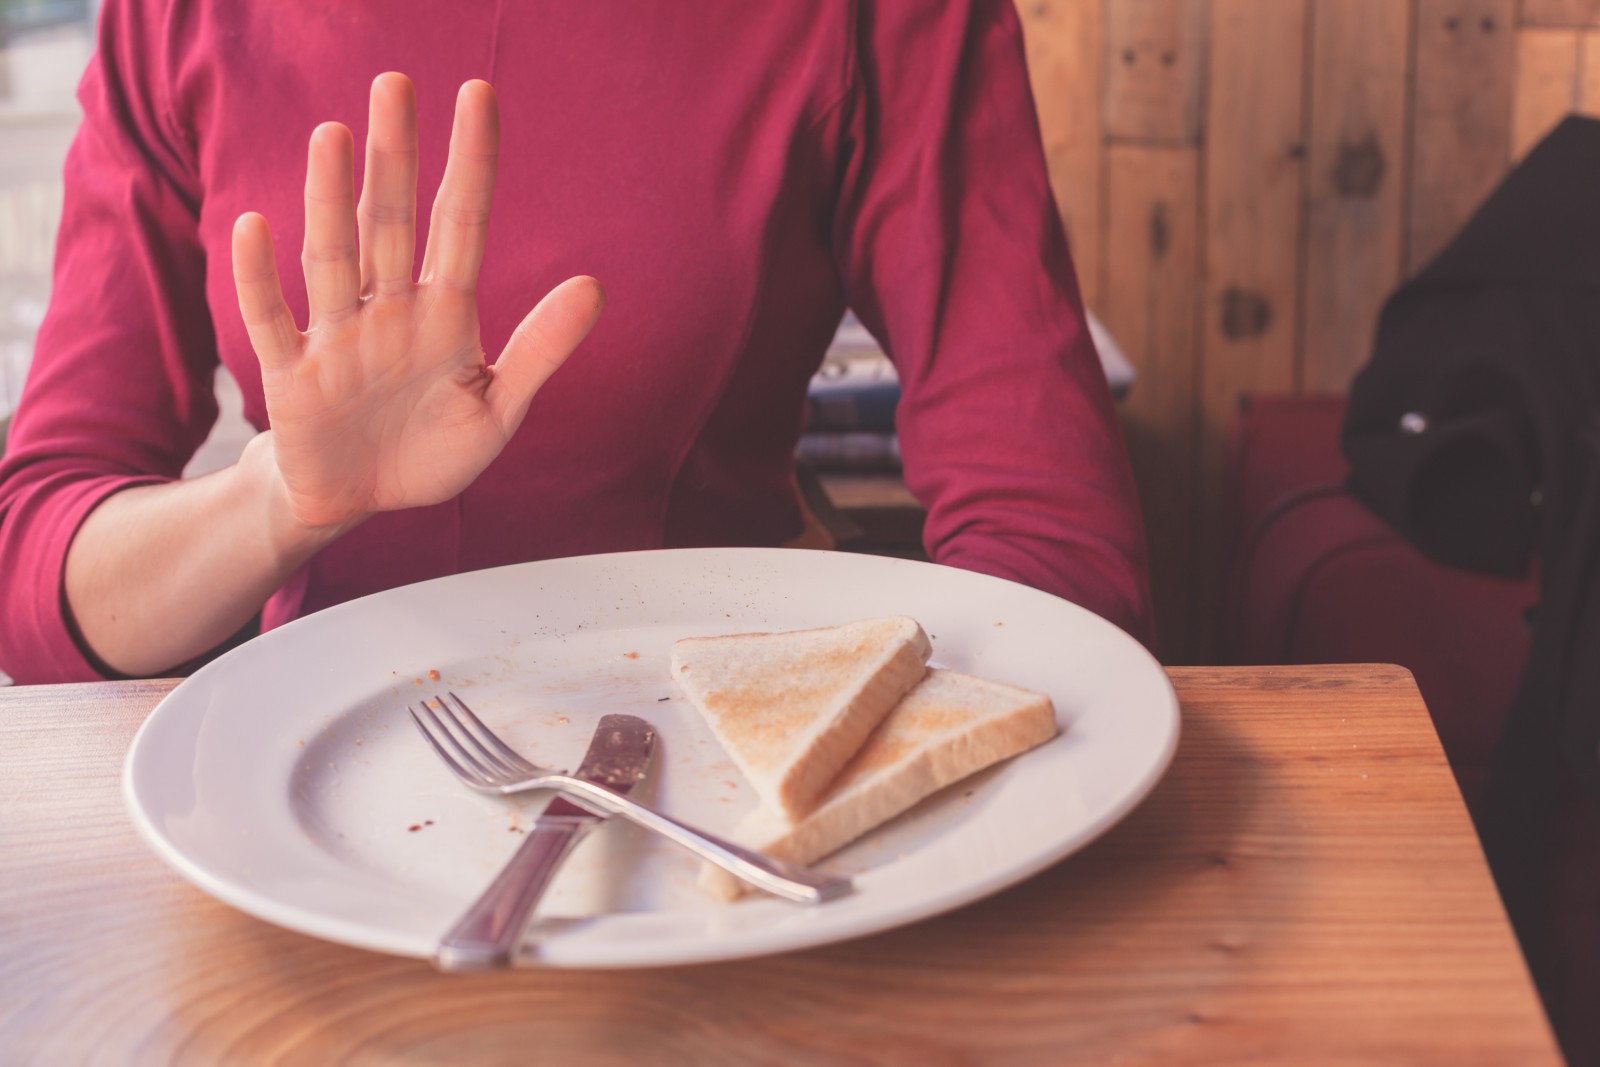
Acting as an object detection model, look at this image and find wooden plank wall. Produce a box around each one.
[1017,0,1599,662]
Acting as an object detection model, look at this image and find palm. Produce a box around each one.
[264,281,498,521]
[231,74,603,529]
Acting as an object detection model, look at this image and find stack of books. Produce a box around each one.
[797,312,902,473]
[797,310,1135,475]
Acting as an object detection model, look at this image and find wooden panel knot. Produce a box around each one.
[1149,201,1172,258]
[1333,133,1386,198]
[1220,289,1274,340]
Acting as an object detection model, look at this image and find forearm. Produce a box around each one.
[63,431,357,676]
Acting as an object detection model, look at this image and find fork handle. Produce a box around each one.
[544,775,853,905]
[434,815,591,972]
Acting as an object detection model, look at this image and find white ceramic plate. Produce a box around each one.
[123,548,1178,968]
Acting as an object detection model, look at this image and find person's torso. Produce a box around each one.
[168,2,856,616]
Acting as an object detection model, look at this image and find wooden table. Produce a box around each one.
[0,665,1562,1065]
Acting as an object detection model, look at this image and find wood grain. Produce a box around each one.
[1103,0,1207,144]
[1016,0,1106,309]
[1521,0,1600,27]
[1103,144,1201,663]
[1301,0,1411,392]
[1196,0,1308,663]
[0,668,1561,1065]
[1512,28,1581,159]
[1579,29,1600,111]
[1409,0,1518,271]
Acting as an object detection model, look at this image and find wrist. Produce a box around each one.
[236,431,366,562]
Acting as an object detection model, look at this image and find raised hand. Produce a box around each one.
[230,73,604,530]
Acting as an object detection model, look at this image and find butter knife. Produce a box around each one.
[435,714,655,971]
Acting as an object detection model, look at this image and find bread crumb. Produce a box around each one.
[623,651,639,659]
[427,668,441,681]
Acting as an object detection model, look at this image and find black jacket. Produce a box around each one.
[1343,115,1600,1005]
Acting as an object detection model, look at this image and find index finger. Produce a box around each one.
[419,80,499,292]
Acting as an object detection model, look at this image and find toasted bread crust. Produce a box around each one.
[671,616,932,821]
[699,668,1057,899]
[773,631,932,817]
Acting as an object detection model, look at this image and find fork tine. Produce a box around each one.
[441,692,538,774]
[426,695,523,779]
[414,700,501,783]
[407,705,492,786]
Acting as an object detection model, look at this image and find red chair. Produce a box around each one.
[1219,393,1538,820]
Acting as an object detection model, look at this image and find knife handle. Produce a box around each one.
[434,815,590,972]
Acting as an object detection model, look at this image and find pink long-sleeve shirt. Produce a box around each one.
[0,0,1152,683]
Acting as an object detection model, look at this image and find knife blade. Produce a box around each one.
[434,714,656,971]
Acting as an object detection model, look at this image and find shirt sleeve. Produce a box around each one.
[0,0,219,683]
[832,0,1154,645]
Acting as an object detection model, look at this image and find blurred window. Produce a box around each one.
[1,0,94,419]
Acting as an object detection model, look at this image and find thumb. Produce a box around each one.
[487,275,605,434]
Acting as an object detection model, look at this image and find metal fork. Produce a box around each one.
[408,693,852,905]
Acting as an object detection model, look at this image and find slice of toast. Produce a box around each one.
[698,667,1057,899]
[671,616,932,821]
